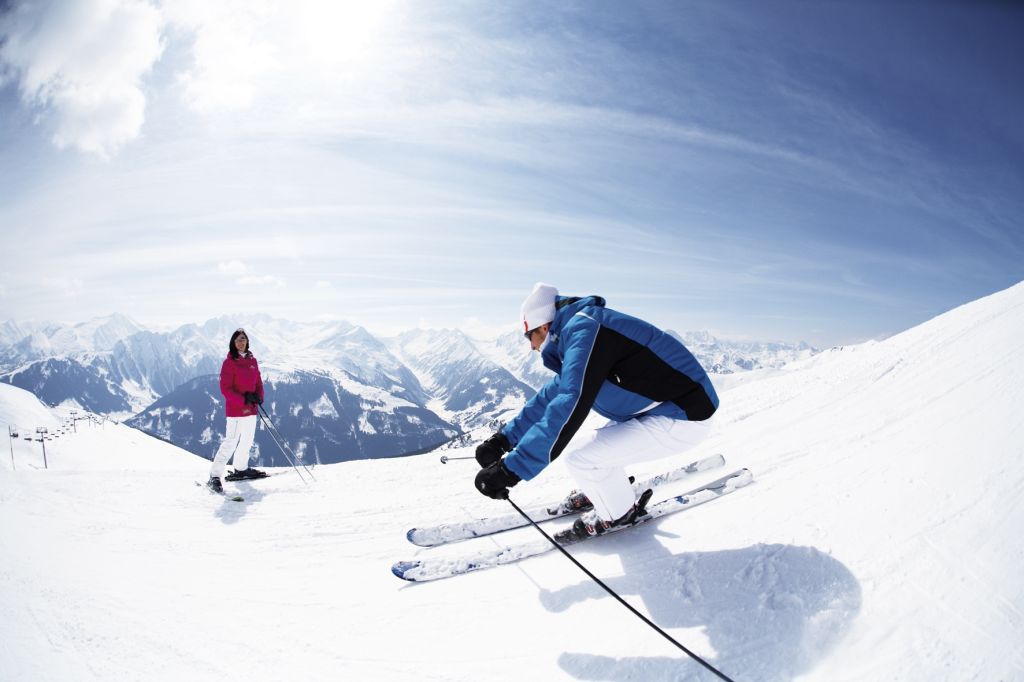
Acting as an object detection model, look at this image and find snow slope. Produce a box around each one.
[1,281,1022,681]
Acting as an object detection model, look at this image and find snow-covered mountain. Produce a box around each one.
[0,313,144,363]
[673,330,817,374]
[115,317,460,463]
[482,329,556,389]
[0,356,139,414]
[386,328,536,428]
[1,280,1021,681]
[125,370,458,465]
[0,313,817,463]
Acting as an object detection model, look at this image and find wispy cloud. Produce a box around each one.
[216,260,250,275]
[238,275,285,289]
[40,276,85,296]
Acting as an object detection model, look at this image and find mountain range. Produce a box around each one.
[0,314,817,464]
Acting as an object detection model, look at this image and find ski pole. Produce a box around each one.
[255,404,311,476]
[256,405,316,484]
[261,415,312,485]
[504,496,737,682]
[262,421,309,485]
[269,413,318,480]
[440,454,476,464]
[260,405,317,482]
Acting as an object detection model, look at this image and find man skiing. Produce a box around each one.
[474,283,719,538]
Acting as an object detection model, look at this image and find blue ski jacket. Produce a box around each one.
[501,295,718,481]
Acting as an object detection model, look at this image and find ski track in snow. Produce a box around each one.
[1,282,1023,681]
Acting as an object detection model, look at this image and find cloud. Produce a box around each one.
[0,0,164,157]
[217,259,251,275]
[0,0,404,158]
[161,0,277,113]
[41,277,85,295]
[162,0,395,115]
[237,275,285,289]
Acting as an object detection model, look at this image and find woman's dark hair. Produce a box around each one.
[229,329,249,359]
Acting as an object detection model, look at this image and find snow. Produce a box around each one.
[357,412,378,435]
[309,393,339,419]
[332,373,418,412]
[1,281,1023,681]
[0,383,62,436]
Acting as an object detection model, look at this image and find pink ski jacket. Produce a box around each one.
[220,352,264,417]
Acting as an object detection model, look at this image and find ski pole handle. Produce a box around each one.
[440,454,476,464]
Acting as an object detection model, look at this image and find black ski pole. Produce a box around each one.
[255,404,313,477]
[271,416,318,480]
[260,405,316,481]
[262,420,309,485]
[256,405,316,484]
[440,454,476,464]
[505,495,737,682]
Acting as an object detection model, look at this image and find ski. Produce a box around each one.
[224,470,272,482]
[194,481,244,502]
[392,467,752,582]
[406,453,726,547]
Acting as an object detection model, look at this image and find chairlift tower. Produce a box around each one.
[35,427,49,469]
[7,425,17,470]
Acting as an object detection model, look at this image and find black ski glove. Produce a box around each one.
[475,459,521,500]
[244,391,262,405]
[475,431,511,468]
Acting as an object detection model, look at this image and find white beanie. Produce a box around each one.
[520,282,558,333]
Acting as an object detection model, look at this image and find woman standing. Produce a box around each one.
[207,328,267,493]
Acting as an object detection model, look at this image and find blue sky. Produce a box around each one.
[1,1,1021,347]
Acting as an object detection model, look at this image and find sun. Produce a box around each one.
[291,0,398,66]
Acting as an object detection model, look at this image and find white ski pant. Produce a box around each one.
[561,414,714,522]
[210,415,257,478]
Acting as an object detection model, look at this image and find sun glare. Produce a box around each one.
[293,0,397,66]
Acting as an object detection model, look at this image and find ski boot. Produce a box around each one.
[563,490,593,511]
[571,488,653,538]
[556,473,638,514]
[206,476,224,494]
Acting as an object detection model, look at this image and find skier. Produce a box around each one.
[474,283,719,537]
[206,328,267,493]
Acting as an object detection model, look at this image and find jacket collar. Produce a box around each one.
[550,294,605,334]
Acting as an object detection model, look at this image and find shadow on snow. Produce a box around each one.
[211,482,268,524]
[544,534,861,682]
